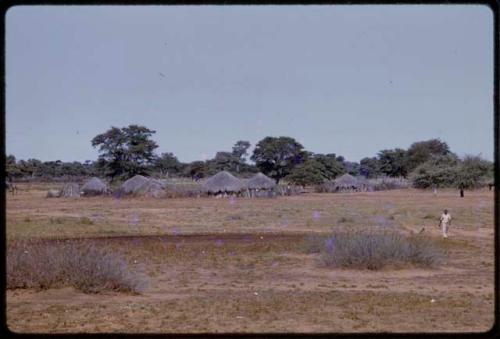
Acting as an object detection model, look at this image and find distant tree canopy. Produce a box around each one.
[285,160,326,186]
[91,125,158,180]
[409,154,459,188]
[251,136,308,183]
[454,155,492,190]
[377,148,408,177]
[310,153,345,180]
[153,152,183,177]
[406,139,451,173]
[359,157,381,178]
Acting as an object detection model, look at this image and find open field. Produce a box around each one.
[6,183,495,333]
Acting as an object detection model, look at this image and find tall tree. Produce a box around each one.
[310,153,345,180]
[285,160,326,187]
[406,139,450,172]
[359,157,381,178]
[232,141,251,162]
[377,148,408,177]
[154,152,183,177]
[251,136,307,183]
[91,125,158,180]
[409,154,459,188]
[454,155,492,196]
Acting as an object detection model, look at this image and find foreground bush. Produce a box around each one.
[317,231,442,270]
[7,239,145,294]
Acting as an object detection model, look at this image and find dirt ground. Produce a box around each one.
[6,183,495,333]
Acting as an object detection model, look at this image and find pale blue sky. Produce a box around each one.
[6,5,494,163]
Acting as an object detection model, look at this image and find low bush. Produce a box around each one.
[319,231,443,270]
[367,177,410,191]
[7,239,145,294]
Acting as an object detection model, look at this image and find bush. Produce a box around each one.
[320,231,443,270]
[7,239,145,294]
[367,177,409,191]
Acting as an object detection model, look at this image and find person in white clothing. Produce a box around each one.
[439,209,452,238]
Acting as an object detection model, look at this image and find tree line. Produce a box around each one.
[5,125,493,190]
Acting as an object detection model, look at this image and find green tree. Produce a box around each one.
[406,139,450,173]
[377,148,408,177]
[5,155,22,179]
[409,154,459,188]
[183,160,207,180]
[359,157,381,178]
[154,152,183,177]
[455,155,492,195]
[232,140,251,162]
[310,153,345,180]
[91,125,158,180]
[285,161,326,187]
[251,136,307,183]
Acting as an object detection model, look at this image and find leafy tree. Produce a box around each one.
[232,141,251,162]
[406,139,450,172]
[455,155,492,193]
[310,153,345,180]
[285,160,326,187]
[377,148,408,177]
[251,136,307,183]
[91,125,158,180]
[183,160,207,180]
[154,152,183,177]
[6,155,22,179]
[359,157,381,178]
[409,154,459,188]
[343,161,360,176]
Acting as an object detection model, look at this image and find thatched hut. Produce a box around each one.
[60,183,80,197]
[333,174,360,192]
[245,173,277,198]
[204,171,245,197]
[80,177,109,196]
[119,175,166,198]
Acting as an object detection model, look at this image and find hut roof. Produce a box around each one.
[60,183,80,197]
[81,177,109,195]
[204,171,244,193]
[334,174,359,188]
[246,173,276,190]
[120,175,166,196]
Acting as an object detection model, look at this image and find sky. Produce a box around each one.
[6,5,494,163]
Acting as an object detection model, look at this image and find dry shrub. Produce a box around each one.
[367,177,409,191]
[320,231,443,270]
[7,239,145,294]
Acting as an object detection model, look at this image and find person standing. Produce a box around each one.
[439,209,452,238]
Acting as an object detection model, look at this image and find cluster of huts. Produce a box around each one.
[46,172,377,199]
[46,171,280,199]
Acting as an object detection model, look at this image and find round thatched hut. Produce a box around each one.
[60,183,80,197]
[333,174,360,192]
[119,175,166,198]
[204,171,245,197]
[245,173,277,198]
[80,177,109,196]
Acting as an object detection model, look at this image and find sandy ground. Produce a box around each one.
[6,184,495,333]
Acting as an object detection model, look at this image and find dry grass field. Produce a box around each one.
[6,183,495,333]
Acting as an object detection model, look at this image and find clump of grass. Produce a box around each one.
[79,216,94,225]
[304,234,328,254]
[7,239,145,294]
[422,213,436,220]
[23,216,31,223]
[320,231,443,270]
[338,216,354,223]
